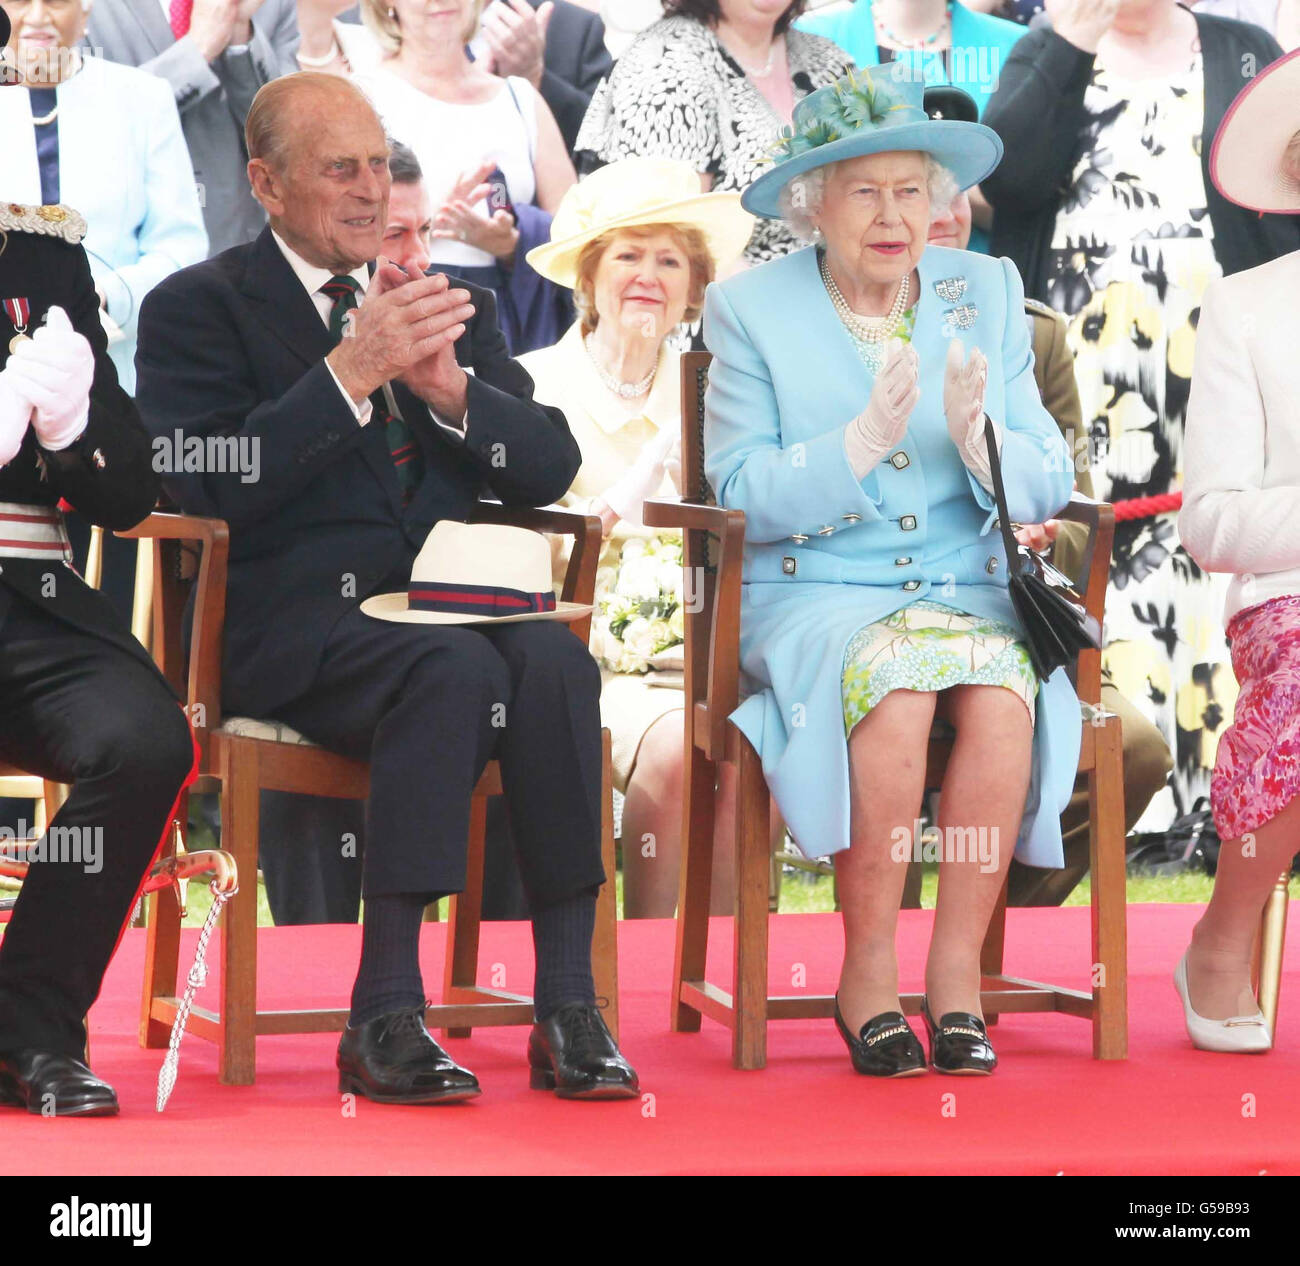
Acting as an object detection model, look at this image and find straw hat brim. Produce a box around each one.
[741,119,1003,220]
[1210,48,1300,214]
[360,593,592,625]
[525,192,755,289]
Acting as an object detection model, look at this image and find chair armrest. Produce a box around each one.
[468,503,602,641]
[644,497,747,761]
[1054,493,1114,707]
[116,512,229,758]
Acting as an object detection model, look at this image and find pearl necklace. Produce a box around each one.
[584,333,657,400]
[820,253,911,373]
[720,31,779,78]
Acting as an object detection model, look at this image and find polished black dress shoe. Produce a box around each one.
[833,999,927,1077]
[920,996,997,1075]
[0,1049,119,1116]
[337,1006,481,1104]
[528,1003,639,1100]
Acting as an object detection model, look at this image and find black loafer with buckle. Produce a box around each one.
[920,996,997,1075]
[833,999,927,1077]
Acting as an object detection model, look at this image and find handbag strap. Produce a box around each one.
[982,414,1024,570]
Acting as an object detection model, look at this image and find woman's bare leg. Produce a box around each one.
[927,685,1032,1019]
[837,689,937,1032]
[1186,794,1300,1019]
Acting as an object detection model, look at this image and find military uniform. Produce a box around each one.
[0,201,194,1115]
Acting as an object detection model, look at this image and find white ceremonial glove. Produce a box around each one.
[0,373,33,469]
[603,424,680,527]
[943,338,1000,492]
[844,338,920,479]
[4,306,94,451]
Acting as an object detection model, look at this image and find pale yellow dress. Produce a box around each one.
[518,322,684,791]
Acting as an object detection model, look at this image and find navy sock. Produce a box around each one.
[349,892,428,1028]
[531,886,598,1022]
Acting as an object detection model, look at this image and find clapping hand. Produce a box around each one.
[5,307,94,451]
[479,0,553,89]
[844,338,919,474]
[1044,0,1123,53]
[431,162,520,261]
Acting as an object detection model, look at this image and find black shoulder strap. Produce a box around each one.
[983,414,1023,569]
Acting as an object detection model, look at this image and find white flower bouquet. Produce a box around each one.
[593,535,685,675]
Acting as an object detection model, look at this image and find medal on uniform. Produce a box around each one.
[3,298,31,354]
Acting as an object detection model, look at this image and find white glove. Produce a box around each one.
[4,306,93,451]
[943,338,1000,491]
[603,424,679,527]
[0,373,33,469]
[844,338,919,479]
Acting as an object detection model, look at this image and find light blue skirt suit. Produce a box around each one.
[702,243,1079,869]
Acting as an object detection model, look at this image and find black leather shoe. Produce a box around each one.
[0,1049,119,1116]
[337,1006,481,1104]
[920,996,997,1075]
[833,999,926,1077]
[528,1003,639,1100]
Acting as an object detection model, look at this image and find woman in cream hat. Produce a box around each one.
[520,157,755,918]
[1177,49,1300,1053]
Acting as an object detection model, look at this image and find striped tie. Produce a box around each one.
[319,275,424,506]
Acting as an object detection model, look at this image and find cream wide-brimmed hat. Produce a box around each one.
[525,157,756,289]
[361,521,591,625]
[1211,47,1300,214]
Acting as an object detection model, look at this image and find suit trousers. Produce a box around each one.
[0,593,195,1057]
[271,606,606,909]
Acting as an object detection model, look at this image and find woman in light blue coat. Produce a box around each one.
[0,18,208,393]
[703,67,1076,1077]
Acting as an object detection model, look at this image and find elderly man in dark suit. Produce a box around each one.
[0,6,196,1120]
[85,0,300,256]
[134,71,637,1104]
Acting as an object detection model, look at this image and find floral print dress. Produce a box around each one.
[1046,55,1231,829]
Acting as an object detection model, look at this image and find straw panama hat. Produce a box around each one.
[1210,48,1300,214]
[742,64,1002,220]
[361,521,591,625]
[525,157,756,289]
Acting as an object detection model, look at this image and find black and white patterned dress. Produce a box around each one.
[576,15,854,265]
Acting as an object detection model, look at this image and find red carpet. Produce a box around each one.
[11,904,1299,1175]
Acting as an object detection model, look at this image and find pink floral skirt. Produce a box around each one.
[1211,593,1300,840]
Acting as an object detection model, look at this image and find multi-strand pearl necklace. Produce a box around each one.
[819,251,911,372]
[584,333,657,399]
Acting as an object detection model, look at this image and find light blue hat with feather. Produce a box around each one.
[742,62,1003,220]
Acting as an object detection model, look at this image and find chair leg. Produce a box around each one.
[672,743,717,1033]
[443,791,487,1041]
[1089,716,1128,1060]
[979,879,1009,1026]
[592,730,620,1040]
[732,737,770,1070]
[139,811,184,1049]
[219,744,261,1085]
[1256,870,1290,1036]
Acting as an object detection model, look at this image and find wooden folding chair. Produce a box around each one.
[123,504,619,1086]
[644,350,1130,1069]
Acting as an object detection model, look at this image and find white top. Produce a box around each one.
[1179,249,1300,624]
[354,66,538,270]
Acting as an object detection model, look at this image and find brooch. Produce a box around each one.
[941,304,979,337]
[934,276,967,303]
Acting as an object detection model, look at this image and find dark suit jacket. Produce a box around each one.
[0,223,163,674]
[133,227,581,717]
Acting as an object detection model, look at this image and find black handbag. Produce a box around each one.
[983,416,1102,681]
